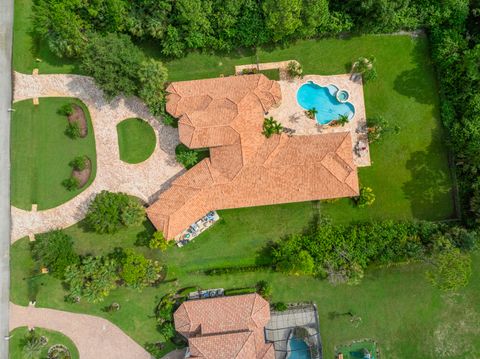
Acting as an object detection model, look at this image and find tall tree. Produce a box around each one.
[138,59,169,115]
[174,0,213,49]
[298,0,330,37]
[262,0,302,42]
[81,33,145,98]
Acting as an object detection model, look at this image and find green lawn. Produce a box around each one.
[10,220,480,358]
[11,98,96,210]
[9,326,79,359]
[13,0,82,74]
[117,118,156,164]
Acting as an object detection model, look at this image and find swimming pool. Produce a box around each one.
[287,337,311,359]
[297,81,355,125]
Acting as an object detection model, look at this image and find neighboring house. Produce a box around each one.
[147,74,359,240]
[173,293,274,358]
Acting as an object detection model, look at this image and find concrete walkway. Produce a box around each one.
[10,303,152,359]
[12,72,184,242]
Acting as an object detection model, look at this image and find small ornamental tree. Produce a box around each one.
[305,107,318,119]
[355,187,376,208]
[176,144,199,168]
[352,56,377,82]
[21,330,43,359]
[86,191,145,234]
[149,231,170,251]
[120,249,163,289]
[427,247,472,291]
[32,230,79,278]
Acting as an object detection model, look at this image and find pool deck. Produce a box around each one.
[269,74,371,167]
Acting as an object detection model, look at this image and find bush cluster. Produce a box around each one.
[203,264,270,276]
[271,217,477,286]
[86,191,145,234]
[224,287,257,296]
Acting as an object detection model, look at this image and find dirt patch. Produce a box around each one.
[68,104,88,138]
[72,158,92,188]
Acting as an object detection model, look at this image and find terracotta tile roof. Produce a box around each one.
[147,74,360,239]
[173,294,274,359]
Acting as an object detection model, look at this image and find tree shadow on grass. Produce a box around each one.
[402,129,454,219]
[393,38,436,105]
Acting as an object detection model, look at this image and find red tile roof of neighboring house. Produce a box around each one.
[173,293,274,359]
[147,74,359,239]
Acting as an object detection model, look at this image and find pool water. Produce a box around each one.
[297,81,355,125]
[288,337,311,359]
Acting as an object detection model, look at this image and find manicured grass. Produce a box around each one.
[11,98,96,210]
[13,0,82,74]
[259,68,280,80]
[117,118,156,164]
[10,220,480,358]
[9,326,79,359]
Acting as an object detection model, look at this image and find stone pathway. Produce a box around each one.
[11,72,184,242]
[9,302,152,359]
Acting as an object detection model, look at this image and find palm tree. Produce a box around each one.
[262,116,283,138]
[336,114,349,126]
[22,334,42,359]
[305,107,318,119]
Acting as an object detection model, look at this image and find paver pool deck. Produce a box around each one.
[269,74,370,167]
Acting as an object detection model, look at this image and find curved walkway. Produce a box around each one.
[9,302,152,359]
[11,72,184,242]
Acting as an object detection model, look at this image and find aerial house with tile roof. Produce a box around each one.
[174,293,275,359]
[147,74,359,240]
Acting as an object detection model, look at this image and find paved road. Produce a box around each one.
[0,0,12,356]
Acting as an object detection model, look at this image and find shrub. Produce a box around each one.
[158,322,176,341]
[256,280,272,300]
[149,231,170,251]
[224,287,256,296]
[86,191,145,234]
[32,230,79,278]
[65,122,81,139]
[162,113,178,127]
[352,56,377,82]
[204,264,270,276]
[69,156,87,171]
[155,292,176,324]
[272,302,288,311]
[176,144,200,168]
[427,247,472,291]
[355,187,376,207]
[62,177,80,191]
[367,115,399,143]
[144,342,165,359]
[287,61,303,78]
[263,116,283,138]
[58,103,73,116]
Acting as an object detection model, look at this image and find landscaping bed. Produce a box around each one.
[72,157,92,188]
[9,326,79,359]
[67,104,88,138]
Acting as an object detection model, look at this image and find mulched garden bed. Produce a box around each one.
[72,157,91,188]
[68,104,88,138]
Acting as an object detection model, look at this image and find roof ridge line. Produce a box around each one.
[320,152,352,184]
[233,331,254,358]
